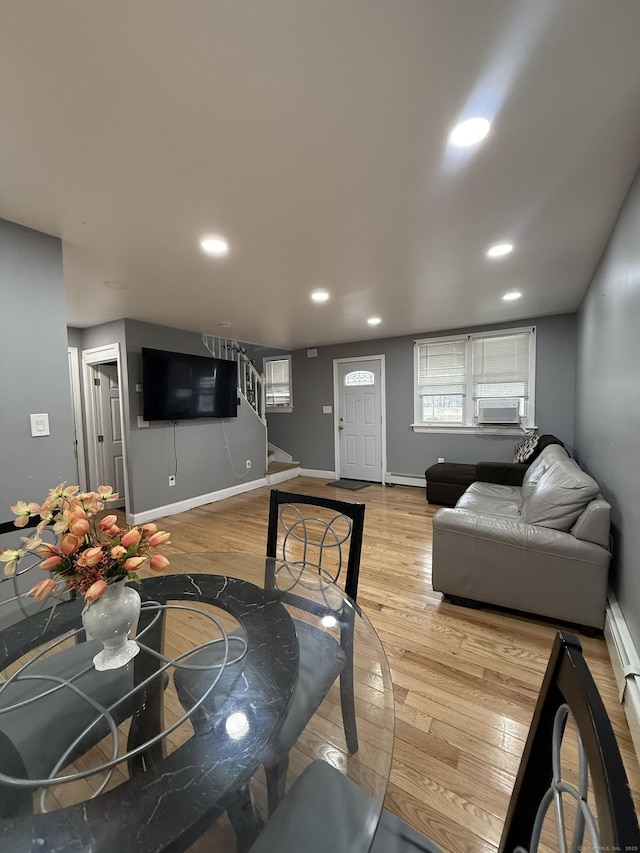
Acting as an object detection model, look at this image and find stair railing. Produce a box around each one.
[202,335,266,424]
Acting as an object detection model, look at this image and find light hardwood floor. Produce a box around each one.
[149,476,640,852]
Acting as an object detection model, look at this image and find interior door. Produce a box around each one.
[337,359,383,482]
[95,363,125,508]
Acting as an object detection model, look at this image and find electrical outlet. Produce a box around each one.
[245,459,252,469]
[169,475,176,486]
[437,457,445,463]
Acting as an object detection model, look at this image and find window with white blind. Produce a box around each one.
[414,327,536,429]
[264,355,293,411]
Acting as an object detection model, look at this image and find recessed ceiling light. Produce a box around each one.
[487,242,514,258]
[449,117,491,148]
[367,316,382,327]
[200,235,229,257]
[311,289,330,303]
[502,290,522,302]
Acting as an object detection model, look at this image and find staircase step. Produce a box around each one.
[267,461,300,474]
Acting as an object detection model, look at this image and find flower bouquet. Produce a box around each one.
[0,483,172,670]
[1,483,170,602]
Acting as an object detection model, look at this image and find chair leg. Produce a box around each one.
[340,665,359,754]
[265,755,289,815]
[226,783,264,853]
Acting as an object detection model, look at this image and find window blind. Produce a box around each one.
[417,339,467,396]
[265,357,291,407]
[472,331,531,400]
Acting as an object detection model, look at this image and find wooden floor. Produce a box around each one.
[148,476,640,852]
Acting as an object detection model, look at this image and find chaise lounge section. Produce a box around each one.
[425,434,564,506]
[431,444,611,629]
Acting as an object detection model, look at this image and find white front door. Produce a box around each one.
[336,357,384,482]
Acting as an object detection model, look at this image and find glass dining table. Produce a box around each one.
[0,552,395,852]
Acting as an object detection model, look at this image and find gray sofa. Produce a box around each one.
[432,444,611,629]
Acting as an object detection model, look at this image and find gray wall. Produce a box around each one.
[575,166,640,651]
[267,313,576,476]
[123,320,266,515]
[0,219,76,517]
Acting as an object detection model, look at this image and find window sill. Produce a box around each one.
[412,424,536,436]
[266,406,294,414]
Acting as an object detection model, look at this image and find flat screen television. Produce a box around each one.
[142,348,238,421]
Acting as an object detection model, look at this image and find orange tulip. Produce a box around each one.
[99,514,119,531]
[69,517,90,538]
[124,556,147,572]
[60,534,81,555]
[27,578,57,600]
[82,547,104,567]
[110,545,127,560]
[149,554,170,573]
[148,531,171,548]
[142,523,158,535]
[121,528,142,549]
[40,555,63,571]
[85,580,107,602]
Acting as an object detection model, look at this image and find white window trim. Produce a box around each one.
[264,354,293,413]
[412,326,536,433]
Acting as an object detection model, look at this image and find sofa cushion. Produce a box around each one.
[520,444,569,506]
[521,459,600,531]
[457,482,521,517]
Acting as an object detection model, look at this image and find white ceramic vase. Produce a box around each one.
[81,579,141,671]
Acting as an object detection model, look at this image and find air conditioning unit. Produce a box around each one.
[478,398,520,425]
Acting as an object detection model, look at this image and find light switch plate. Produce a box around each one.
[322,405,332,414]
[30,413,50,437]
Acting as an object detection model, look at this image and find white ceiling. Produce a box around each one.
[2,1,640,350]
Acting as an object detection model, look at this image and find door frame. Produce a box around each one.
[67,346,88,491]
[82,343,130,515]
[332,355,387,484]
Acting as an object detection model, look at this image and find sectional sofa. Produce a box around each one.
[431,444,611,629]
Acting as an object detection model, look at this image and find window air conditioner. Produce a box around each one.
[478,399,520,425]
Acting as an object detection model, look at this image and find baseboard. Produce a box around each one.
[604,592,640,764]
[129,478,267,524]
[266,467,301,485]
[385,473,425,488]
[300,469,336,479]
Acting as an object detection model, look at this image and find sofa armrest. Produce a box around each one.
[476,461,528,487]
[432,508,611,628]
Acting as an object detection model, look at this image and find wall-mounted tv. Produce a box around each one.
[142,347,239,421]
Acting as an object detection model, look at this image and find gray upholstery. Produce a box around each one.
[248,758,443,853]
[432,445,611,628]
[175,619,346,758]
[520,458,600,530]
[0,638,134,780]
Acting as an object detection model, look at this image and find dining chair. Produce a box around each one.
[0,518,152,815]
[173,488,366,815]
[248,630,640,853]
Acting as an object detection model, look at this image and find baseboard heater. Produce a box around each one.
[604,592,640,764]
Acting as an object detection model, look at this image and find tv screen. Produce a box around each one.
[142,348,238,421]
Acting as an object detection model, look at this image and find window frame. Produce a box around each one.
[264,354,293,413]
[413,326,536,433]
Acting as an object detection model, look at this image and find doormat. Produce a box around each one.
[326,479,371,491]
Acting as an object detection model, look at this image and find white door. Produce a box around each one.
[93,363,125,508]
[336,358,384,482]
